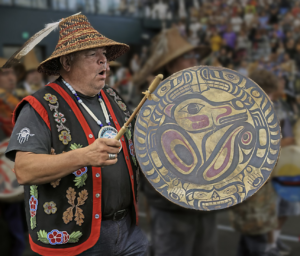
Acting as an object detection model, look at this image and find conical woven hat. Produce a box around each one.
[0,57,8,68]
[109,60,122,67]
[38,14,129,75]
[23,49,40,71]
[133,28,211,86]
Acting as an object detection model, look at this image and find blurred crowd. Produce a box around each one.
[1,1,300,256]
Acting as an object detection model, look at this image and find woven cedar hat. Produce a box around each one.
[109,60,122,67]
[23,50,40,72]
[38,14,129,75]
[0,58,7,69]
[133,27,211,86]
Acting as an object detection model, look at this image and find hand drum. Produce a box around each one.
[134,66,281,211]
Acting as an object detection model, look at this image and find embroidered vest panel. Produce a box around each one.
[22,86,96,249]
[13,83,139,255]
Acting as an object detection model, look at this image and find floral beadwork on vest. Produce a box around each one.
[43,201,57,215]
[44,93,57,104]
[106,88,131,117]
[125,129,137,166]
[70,143,88,188]
[29,185,38,230]
[62,187,88,226]
[37,229,82,245]
[44,93,72,145]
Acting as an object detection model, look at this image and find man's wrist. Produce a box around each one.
[72,147,88,168]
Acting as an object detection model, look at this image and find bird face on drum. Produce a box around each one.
[134,66,281,211]
[171,95,247,132]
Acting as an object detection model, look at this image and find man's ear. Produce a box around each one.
[60,55,72,72]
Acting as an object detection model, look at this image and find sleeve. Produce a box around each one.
[5,103,51,162]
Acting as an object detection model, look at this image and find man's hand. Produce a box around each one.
[82,138,121,167]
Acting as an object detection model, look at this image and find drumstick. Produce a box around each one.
[115,74,163,140]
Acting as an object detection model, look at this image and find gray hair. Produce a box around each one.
[59,52,78,71]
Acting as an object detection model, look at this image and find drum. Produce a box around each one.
[0,138,24,202]
[272,145,300,202]
[134,66,281,211]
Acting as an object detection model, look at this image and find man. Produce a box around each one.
[272,75,298,256]
[133,28,217,256]
[15,50,45,99]
[0,57,26,256]
[23,50,45,94]
[230,69,294,256]
[5,14,148,256]
[0,57,19,139]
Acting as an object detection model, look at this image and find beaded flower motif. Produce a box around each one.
[43,201,57,215]
[59,131,72,145]
[43,93,58,104]
[53,112,66,124]
[37,229,82,245]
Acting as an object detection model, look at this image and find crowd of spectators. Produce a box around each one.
[120,1,300,124]
[123,0,300,124]
[176,0,300,123]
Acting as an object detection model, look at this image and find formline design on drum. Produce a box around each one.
[135,66,281,211]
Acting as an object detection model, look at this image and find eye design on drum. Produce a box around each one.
[174,99,212,132]
[179,103,209,130]
[161,129,197,175]
[179,103,204,115]
[223,71,240,83]
[222,186,237,195]
[241,131,252,145]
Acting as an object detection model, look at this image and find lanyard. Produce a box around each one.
[62,78,111,127]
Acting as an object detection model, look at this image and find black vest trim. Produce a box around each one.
[101,90,138,224]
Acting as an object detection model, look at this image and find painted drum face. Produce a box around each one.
[134,66,281,211]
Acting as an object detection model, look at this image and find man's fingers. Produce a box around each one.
[106,146,120,154]
[102,158,118,166]
[106,153,118,160]
[101,138,121,148]
[106,148,119,155]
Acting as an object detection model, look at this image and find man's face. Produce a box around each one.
[0,68,17,93]
[26,70,43,85]
[68,47,109,94]
[167,50,198,74]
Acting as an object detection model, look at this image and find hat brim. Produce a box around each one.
[38,39,129,75]
[153,44,211,73]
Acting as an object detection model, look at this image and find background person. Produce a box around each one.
[0,57,26,256]
[134,27,217,256]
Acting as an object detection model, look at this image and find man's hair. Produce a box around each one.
[249,69,278,94]
[59,52,78,71]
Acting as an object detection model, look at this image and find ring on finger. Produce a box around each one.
[108,153,117,160]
